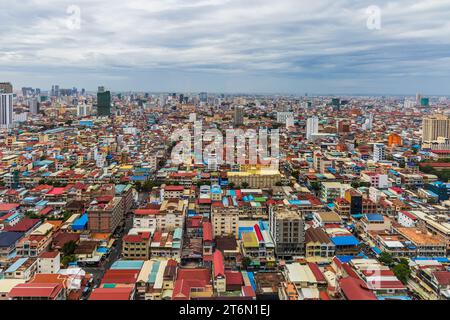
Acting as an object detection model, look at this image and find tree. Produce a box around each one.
[241,256,252,270]
[351,181,360,189]
[379,252,394,266]
[393,262,411,284]
[241,182,249,189]
[62,241,77,257]
[228,182,235,189]
[61,255,77,268]
[310,182,321,191]
[134,181,143,192]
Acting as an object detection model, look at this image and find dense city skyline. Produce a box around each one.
[2,0,450,94]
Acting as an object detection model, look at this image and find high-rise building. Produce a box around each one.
[306,116,319,140]
[199,92,208,103]
[269,206,305,258]
[373,143,385,162]
[97,90,111,116]
[233,106,244,126]
[29,98,39,114]
[422,114,450,147]
[0,82,13,93]
[420,98,429,107]
[0,92,14,128]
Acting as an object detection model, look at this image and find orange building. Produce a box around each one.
[388,133,403,147]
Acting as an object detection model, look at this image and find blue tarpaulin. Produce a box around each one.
[72,213,88,231]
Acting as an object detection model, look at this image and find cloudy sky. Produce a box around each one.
[1,0,450,94]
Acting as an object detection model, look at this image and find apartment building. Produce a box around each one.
[87,196,123,233]
[211,205,239,239]
[269,206,306,258]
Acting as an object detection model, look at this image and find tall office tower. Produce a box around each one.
[0,82,13,93]
[422,114,450,147]
[97,89,111,116]
[29,98,39,114]
[98,86,105,93]
[331,98,340,111]
[416,93,422,103]
[51,85,60,97]
[233,106,244,126]
[0,92,14,128]
[373,143,385,162]
[306,116,319,140]
[420,97,430,107]
[199,92,208,103]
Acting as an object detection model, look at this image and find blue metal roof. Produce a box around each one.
[365,214,384,222]
[0,232,24,247]
[111,260,144,270]
[331,235,360,246]
[5,257,28,273]
[336,255,354,263]
[72,213,88,230]
[247,272,257,291]
[372,247,382,255]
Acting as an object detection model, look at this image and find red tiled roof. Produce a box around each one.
[225,271,243,286]
[101,270,139,285]
[0,203,19,212]
[419,163,450,168]
[400,211,417,221]
[242,285,256,298]
[8,283,63,299]
[164,185,185,191]
[46,187,65,196]
[433,271,450,286]
[134,208,160,215]
[339,277,377,300]
[39,251,60,259]
[308,263,326,282]
[89,287,134,300]
[213,250,225,279]
[203,222,213,242]
[3,218,40,232]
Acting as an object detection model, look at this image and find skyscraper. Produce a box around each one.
[29,98,39,115]
[306,116,319,140]
[422,114,450,147]
[97,89,111,116]
[0,82,13,93]
[0,92,14,128]
[233,106,244,126]
[199,92,208,103]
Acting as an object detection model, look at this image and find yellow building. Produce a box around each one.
[227,169,281,188]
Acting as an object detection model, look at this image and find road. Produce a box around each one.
[84,213,134,294]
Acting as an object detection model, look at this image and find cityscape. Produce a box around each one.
[1,85,449,301]
[1,0,450,306]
